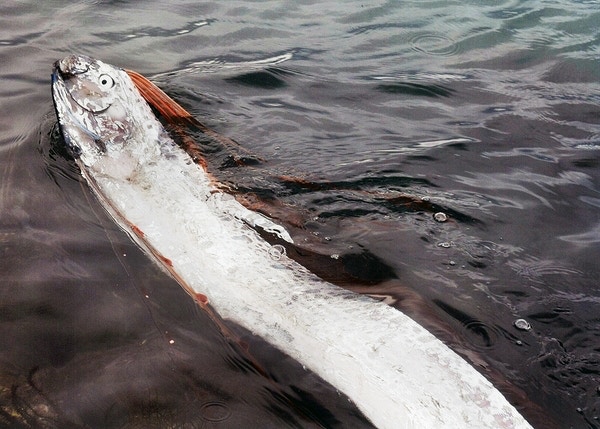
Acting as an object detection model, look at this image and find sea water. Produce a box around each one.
[0,1,598,427]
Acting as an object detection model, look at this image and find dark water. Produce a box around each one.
[1,1,599,428]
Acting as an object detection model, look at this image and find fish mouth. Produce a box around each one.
[51,64,63,85]
[54,55,91,80]
[51,60,74,88]
[51,68,82,157]
[52,57,102,158]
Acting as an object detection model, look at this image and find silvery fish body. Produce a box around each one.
[51,55,533,429]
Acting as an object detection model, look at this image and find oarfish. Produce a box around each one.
[51,54,532,429]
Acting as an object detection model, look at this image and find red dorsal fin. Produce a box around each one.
[125,69,193,122]
[125,69,260,164]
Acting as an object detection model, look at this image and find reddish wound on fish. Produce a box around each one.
[131,224,144,237]
[195,293,209,305]
[159,255,173,267]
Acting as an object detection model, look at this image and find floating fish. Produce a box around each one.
[51,54,532,429]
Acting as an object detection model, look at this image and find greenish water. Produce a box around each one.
[1,1,599,428]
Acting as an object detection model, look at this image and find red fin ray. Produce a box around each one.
[125,69,259,164]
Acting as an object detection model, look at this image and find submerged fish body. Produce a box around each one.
[51,55,533,429]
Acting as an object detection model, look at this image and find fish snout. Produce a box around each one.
[55,54,92,78]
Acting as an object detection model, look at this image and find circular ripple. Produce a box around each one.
[200,401,231,422]
[462,320,501,350]
[411,33,459,56]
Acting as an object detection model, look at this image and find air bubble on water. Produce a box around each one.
[449,260,456,266]
[514,318,531,331]
[269,244,286,260]
[438,242,451,248]
[434,212,448,222]
[516,340,523,346]
[331,254,340,260]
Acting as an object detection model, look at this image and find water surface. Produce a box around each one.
[1,1,599,428]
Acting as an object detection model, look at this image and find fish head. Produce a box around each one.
[52,54,157,166]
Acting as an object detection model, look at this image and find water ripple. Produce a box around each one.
[559,223,600,245]
[483,147,559,163]
[152,52,294,80]
[452,170,594,209]
[0,31,44,46]
[375,82,454,97]
[508,257,582,284]
[410,32,460,56]
[463,320,503,350]
[433,300,505,350]
[93,19,212,42]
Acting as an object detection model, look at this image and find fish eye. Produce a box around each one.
[98,74,115,89]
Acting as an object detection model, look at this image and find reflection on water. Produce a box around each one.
[1,0,599,428]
